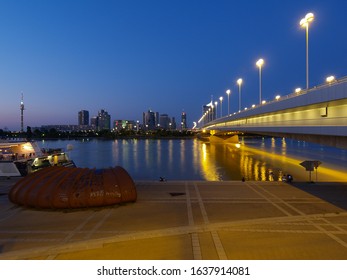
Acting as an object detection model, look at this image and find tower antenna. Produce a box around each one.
[20,92,25,133]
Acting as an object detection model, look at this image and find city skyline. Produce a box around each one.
[28,108,183,132]
[1,0,347,131]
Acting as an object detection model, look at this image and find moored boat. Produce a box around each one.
[0,140,75,177]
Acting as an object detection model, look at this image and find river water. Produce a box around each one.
[37,137,347,182]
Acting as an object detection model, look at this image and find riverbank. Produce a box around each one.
[1,178,347,260]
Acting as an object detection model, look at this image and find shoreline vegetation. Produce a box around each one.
[0,127,266,141]
[1,127,199,140]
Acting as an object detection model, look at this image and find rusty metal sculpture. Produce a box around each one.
[9,166,137,209]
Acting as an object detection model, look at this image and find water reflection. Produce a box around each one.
[200,143,220,181]
[37,138,346,182]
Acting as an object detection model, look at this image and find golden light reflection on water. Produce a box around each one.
[200,142,221,181]
[197,137,346,182]
[89,138,345,181]
[239,141,346,182]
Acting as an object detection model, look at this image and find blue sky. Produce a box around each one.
[1,0,346,130]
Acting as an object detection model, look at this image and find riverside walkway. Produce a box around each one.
[1,178,347,260]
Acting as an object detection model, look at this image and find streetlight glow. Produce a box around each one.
[256,58,264,104]
[214,101,218,119]
[300,12,314,27]
[219,96,223,117]
[300,12,314,89]
[237,78,243,112]
[226,89,231,115]
[326,75,335,83]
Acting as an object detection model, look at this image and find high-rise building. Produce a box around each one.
[171,117,177,130]
[159,114,170,129]
[181,112,187,130]
[78,110,89,125]
[90,116,98,130]
[97,109,111,131]
[143,110,156,130]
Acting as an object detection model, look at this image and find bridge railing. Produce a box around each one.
[265,75,347,106]
[200,75,347,127]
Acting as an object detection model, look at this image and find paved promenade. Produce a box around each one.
[1,178,347,260]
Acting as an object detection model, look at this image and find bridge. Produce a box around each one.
[199,76,347,149]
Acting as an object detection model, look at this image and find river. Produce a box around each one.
[37,137,347,182]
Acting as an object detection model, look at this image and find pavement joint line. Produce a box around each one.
[2,181,347,259]
[194,182,228,260]
[185,182,202,260]
[249,182,347,250]
[83,209,113,240]
[45,210,100,259]
[61,212,97,243]
[1,211,347,260]
[321,217,347,234]
[244,182,293,216]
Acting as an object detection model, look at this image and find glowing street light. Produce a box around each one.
[219,96,223,117]
[275,95,281,100]
[300,12,314,89]
[237,78,243,112]
[256,58,264,104]
[211,104,214,120]
[214,101,218,119]
[295,87,302,94]
[226,89,231,115]
[326,75,335,83]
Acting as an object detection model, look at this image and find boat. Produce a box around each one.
[0,139,75,177]
[27,150,75,174]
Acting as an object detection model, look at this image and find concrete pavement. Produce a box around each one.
[1,178,347,260]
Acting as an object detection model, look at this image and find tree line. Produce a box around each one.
[0,127,196,140]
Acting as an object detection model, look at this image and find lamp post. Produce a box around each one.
[219,96,223,117]
[256,58,264,104]
[226,89,231,115]
[300,12,314,89]
[214,101,218,119]
[237,78,243,111]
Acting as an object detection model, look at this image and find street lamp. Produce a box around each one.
[214,101,218,119]
[326,75,335,83]
[226,89,231,115]
[300,12,314,89]
[256,58,264,104]
[237,78,243,111]
[219,96,223,117]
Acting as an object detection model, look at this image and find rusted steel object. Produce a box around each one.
[8,166,137,209]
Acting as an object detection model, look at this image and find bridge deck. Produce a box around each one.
[201,77,347,148]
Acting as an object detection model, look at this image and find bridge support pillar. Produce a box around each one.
[209,134,239,143]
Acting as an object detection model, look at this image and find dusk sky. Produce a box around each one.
[1,0,346,131]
